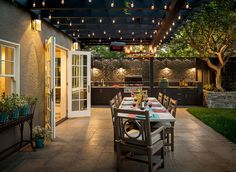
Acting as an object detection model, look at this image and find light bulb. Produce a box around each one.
[172,22,175,26]
[169,27,172,31]
[151,4,155,10]
[133,38,135,41]
[92,32,95,36]
[132,32,134,35]
[61,0,64,4]
[99,18,102,23]
[78,34,80,38]
[164,36,166,39]
[49,13,51,20]
[186,3,189,9]
[81,19,84,23]
[111,1,114,7]
[112,19,116,23]
[99,39,101,42]
[164,4,167,10]
[152,19,155,23]
[69,21,72,26]
[73,32,75,36]
[132,17,135,21]
[42,0,45,6]
[109,37,111,40]
[120,37,122,40]
[118,29,121,33]
[166,31,168,35]
[57,19,60,25]
[103,31,106,34]
[150,35,152,38]
[33,1,36,7]
[131,1,134,8]
[178,15,181,20]
[88,34,91,37]
[145,32,147,35]
[88,0,92,3]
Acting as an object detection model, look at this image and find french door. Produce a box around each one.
[68,51,91,117]
[45,37,56,139]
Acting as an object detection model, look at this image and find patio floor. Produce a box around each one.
[0,108,236,172]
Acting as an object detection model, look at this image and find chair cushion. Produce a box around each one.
[125,129,161,144]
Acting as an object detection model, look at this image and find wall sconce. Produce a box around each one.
[73,41,79,50]
[32,19,41,31]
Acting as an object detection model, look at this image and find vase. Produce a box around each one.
[35,138,45,148]
[0,112,9,123]
[12,109,19,119]
[20,106,29,116]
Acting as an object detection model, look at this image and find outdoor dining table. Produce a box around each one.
[118,97,175,123]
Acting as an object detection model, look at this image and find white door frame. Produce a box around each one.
[68,51,91,117]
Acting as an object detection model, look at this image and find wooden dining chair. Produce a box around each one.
[165,98,178,151]
[110,98,118,152]
[114,108,165,172]
[117,92,123,105]
[162,95,170,109]
[157,92,164,104]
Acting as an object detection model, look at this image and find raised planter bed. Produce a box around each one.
[203,90,236,108]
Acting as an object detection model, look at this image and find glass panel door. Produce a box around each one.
[68,51,91,117]
[45,37,56,139]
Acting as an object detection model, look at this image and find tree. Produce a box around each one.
[161,0,236,91]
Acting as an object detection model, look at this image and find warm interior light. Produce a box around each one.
[32,19,42,31]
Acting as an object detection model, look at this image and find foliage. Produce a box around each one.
[85,45,125,58]
[26,96,38,106]
[229,82,236,91]
[187,107,236,143]
[33,126,50,139]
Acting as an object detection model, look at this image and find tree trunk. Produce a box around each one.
[215,68,224,91]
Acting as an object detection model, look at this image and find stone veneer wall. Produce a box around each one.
[92,58,196,82]
[203,90,236,108]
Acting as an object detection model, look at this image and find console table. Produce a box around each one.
[0,114,35,160]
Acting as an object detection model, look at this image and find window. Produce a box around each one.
[0,39,20,98]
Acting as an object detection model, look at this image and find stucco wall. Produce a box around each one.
[0,1,72,151]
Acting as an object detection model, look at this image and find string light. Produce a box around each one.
[112,19,116,23]
[172,22,175,26]
[69,21,72,26]
[132,17,135,21]
[61,0,64,4]
[150,35,152,38]
[169,27,172,31]
[111,0,114,7]
[120,37,123,40]
[88,33,91,37]
[78,34,80,38]
[92,32,95,36]
[130,1,134,8]
[152,19,155,23]
[99,39,102,42]
[164,4,167,10]
[73,32,75,36]
[158,21,160,25]
[163,36,166,39]
[108,37,111,40]
[151,3,155,10]
[48,13,52,20]
[118,29,121,33]
[99,18,103,23]
[81,18,84,23]
[57,19,60,25]
[166,31,169,35]
[178,15,181,20]
[103,31,106,34]
[132,31,134,35]
[88,0,92,3]
[133,38,135,41]
[186,3,189,9]
[145,32,147,35]
[42,0,45,6]
[33,1,36,7]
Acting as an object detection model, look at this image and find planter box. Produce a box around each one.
[203,90,236,108]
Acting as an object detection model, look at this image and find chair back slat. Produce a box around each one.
[168,98,177,118]
[163,95,170,109]
[157,92,164,104]
[114,108,152,146]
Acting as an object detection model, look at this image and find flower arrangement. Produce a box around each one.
[33,126,50,140]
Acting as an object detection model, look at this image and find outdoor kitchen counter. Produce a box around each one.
[91,86,202,106]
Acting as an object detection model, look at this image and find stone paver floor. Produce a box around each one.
[0,108,236,172]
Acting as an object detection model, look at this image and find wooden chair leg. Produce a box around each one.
[116,142,121,172]
[148,148,153,172]
[171,128,174,152]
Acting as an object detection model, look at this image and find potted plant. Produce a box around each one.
[33,126,50,148]
[17,96,29,116]
[0,95,15,123]
[26,96,38,115]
